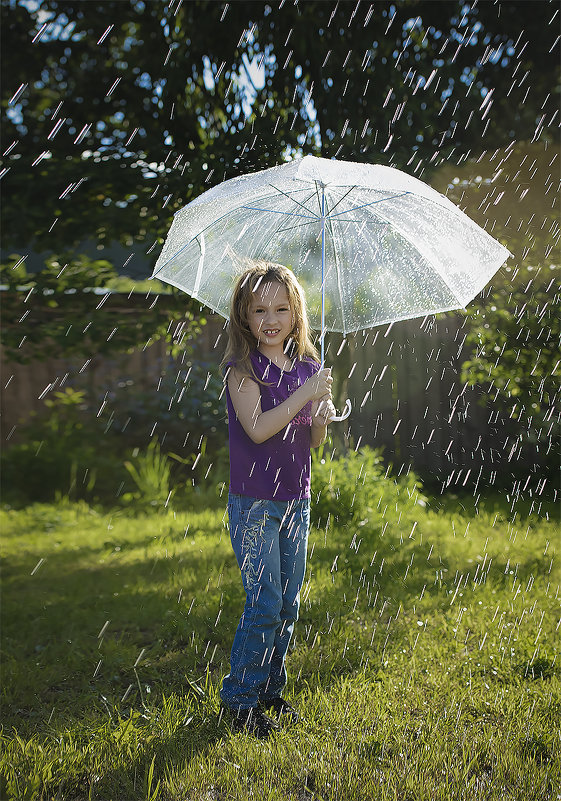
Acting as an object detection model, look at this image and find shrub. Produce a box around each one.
[0,388,128,504]
[123,438,175,512]
[311,445,427,530]
[99,359,225,456]
[461,264,560,480]
[0,254,204,364]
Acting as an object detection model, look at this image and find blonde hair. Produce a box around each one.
[221,260,319,381]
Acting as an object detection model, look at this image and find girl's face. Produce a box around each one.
[247,280,294,351]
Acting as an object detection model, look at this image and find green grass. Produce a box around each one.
[1,491,559,800]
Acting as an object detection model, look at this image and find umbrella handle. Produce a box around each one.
[329,399,352,423]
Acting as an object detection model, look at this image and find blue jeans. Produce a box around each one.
[220,493,310,710]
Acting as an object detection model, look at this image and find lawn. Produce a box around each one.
[1,482,559,800]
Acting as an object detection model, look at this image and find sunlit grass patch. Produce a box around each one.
[1,492,559,800]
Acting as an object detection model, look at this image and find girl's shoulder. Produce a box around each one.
[225,351,262,384]
[223,350,257,371]
[222,359,236,379]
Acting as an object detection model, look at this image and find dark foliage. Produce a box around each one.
[2,0,558,260]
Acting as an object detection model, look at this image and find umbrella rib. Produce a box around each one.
[323,185,357,215]
[268,183,321,218]
[324,204,347,335]
[317,217,387,224]
[372,201,464,305]
[239,204,317,220]
[328,191,411,218]
[271,219,318,234]
[314,182,323,217]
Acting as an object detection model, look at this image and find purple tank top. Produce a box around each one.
[226,350,320,500]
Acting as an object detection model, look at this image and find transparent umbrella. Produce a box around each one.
[152,155,511,419]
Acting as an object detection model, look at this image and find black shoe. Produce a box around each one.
[221,705,280,739]
[259,696,299,724]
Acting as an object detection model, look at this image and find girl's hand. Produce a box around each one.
[311,395,336,425]
[306,368,333,401]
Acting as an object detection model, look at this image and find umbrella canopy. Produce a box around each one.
[153,155,511,335]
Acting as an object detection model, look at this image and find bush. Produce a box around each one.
[0,389,129,504]
[123,438,175,512]
[98,359,225,456]
[0,254,204,364]
[311,445,427,530]
[1,359,227,507]
[461,264,560,480]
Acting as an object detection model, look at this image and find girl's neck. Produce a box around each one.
[256,343,295,371]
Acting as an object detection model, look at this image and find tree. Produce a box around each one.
[0,254,204,362]
[430,141,560,477]
[2,0,558,263]
[460,264,560,476]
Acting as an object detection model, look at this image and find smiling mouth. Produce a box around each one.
[262,329,281,336]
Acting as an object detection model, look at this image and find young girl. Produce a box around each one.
[219,260,335,738]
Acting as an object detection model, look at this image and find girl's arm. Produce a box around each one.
[228,367,333,444]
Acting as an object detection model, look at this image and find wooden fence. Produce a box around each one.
[328,315,504,484]
[1,304,522,488]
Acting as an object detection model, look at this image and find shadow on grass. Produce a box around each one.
[1,531,239,731]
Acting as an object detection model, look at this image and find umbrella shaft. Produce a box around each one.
[321,186,326,366]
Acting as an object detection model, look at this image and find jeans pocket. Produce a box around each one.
[245,497,267,518]
[228,495,266,543]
